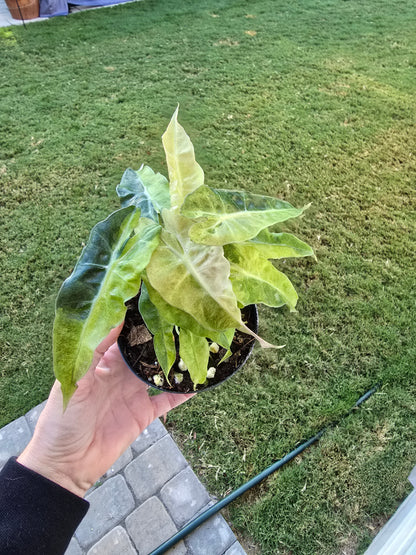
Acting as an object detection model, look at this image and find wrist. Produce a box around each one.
[17,445,88,498]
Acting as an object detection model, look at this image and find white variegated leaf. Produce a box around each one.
[162,107,204,210]
[182,186,309,246]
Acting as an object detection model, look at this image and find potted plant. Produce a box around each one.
[53,108,314,405]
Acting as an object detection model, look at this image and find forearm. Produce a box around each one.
[0,458,89,555]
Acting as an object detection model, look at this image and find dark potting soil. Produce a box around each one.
[118,295,257,394]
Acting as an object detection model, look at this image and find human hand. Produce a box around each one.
[17,326,194,498]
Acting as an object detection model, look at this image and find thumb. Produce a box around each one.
[91,324,124,370]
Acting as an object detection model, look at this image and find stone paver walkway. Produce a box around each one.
[0,401,246,555]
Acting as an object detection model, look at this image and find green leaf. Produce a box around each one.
[143,276,236,346]
[153,329,176,383]
[179,328,210,386]
[162,107,204,210]
[219,349,232,364]
[181,186,309,246]
[139,283,176,380]
[143,275,220,337]
[217,328,235,363]
[53,208,161,406]
[137,165,171,212]
[143,277,235,347]
[147,210,241,332]
[116,166,170,221]
[247,230,315,259]
[147,211,275,347]
[224,244,298,310]
[215,328,235,351]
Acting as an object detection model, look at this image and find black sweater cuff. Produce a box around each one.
[0,457,89,554]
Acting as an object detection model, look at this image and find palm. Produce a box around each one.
[27,328,193,495]
[68,343,187,476]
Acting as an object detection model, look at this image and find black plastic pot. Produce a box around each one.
[117,299,258,394]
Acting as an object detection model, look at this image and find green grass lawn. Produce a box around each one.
[1,0,415,552]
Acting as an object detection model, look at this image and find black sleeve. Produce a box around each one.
[0,457,89,555]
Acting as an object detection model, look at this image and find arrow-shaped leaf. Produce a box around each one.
[147,211,274,348]
[147,211,241,332]
[181,186,309,246]
[116,165,170,221]
[139,282,176,381]
[179,328,210,387]
[53,208,161,406]
[247,230,315,259]
[224,244,298,310]
[142,276,236,346]
[162,107,204,210]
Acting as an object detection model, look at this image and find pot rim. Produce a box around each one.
[117,304,258,395]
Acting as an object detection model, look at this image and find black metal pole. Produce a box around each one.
[14,0,27,29]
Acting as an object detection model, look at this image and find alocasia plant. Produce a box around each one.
[53,108,314,406]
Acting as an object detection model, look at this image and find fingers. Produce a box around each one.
[150,391,195,420]
[91,324,124,369]
[95,342,130,377]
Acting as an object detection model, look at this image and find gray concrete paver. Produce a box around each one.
[160,466,211,528]
[76,475,135,548]
[224,542,247,555]
[185,513,236,555]
[125,434,187,503]
[25,401,47,433]
[65,537,83,555]
[0,416,32,470]
[126,496,187,555]
[105,447,133,478]
[131,417,167,456]
[86,526,136,555]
